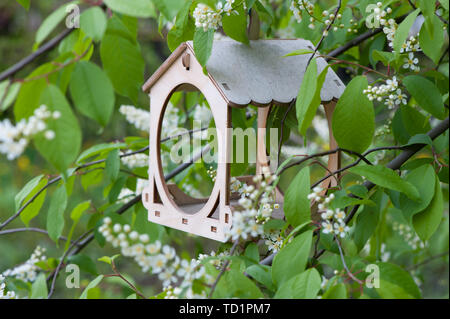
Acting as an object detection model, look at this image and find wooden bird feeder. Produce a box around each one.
[142,39,345,242]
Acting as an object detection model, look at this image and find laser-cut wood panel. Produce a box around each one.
[142,40,344,242]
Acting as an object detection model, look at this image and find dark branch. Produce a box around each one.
[0,28,73,82]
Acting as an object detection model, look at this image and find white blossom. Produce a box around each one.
[0,105,59,160]
[2,246,47,284]
[403,52,420,72]
[193,3,223,31]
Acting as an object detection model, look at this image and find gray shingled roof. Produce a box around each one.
[187,39,345,107]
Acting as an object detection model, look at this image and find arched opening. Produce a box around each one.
[158,84,219,214]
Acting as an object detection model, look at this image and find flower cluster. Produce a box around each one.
[117,178,148,203]
[225,167,280,241]
[198,250,230,270]
[368,3,421,55]
[363,77,407,109]
[375,119,392,138]
[290,1,348,36]
[0,275,16,299]
[193,1,238,31]
[120,103,181,137]
[193,104,213,125]
[2,246,47,283]
[263,230,292,253]
[193,3,224,31]
[99,218,214,297]
[308,187,350,238]
[120,152,149,168]
[403,52,420,72]
[0,105,59,160]
[392,222,425,250]
[119,105,150,132]
[290,0,314,24]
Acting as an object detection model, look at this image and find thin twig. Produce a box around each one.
[307,0,342,65]
[260,117,449,266]
[208,239,240,298]
[334,234,364,285]
[407,251,449,271]
[0,227,71,243]
[110,259,147,299]
[47,229,94,298]
[0,29,73,81]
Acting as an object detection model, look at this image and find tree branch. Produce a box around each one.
[208,238,240,299]
[0,227,71,243]
[262,117,449,266]
[0,28,73,82]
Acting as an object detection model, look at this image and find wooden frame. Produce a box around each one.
[142,41,343,242]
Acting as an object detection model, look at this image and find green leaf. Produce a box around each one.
[14,63,54,120]
[152,0,186,20]
[272,230,313,286]
[100,17,145,102]
[65,200,91,251]
[399,164,436,224]
[222,4,249,44]
[393,8,421,54]
[245,264,275,291]
[212,269,264,298]
[19,177,48,227]
[70,61,115,127]
[296,59,330,135]
[16,0,30,10]
[0,80,21,111]
[80,7,107,42]
[103,0,156,18]
[274,268,321,298]
[322,283,347,299]
[98,254,120,265]
[332,76,375,154]
[47,185,68,243]
[30,274,48,299]
[404,133,433,147]
[35,1,80,46]
[76,142,127,164]
[80,275,104,299]
[419,15,445,64]
[403,75,445,120]
[167,0,195,51]
[349,165,420,200]
[105,149,120,182]
[413,175,444,241]
[371,50,395,66]
[376,262,421,299]
[193,28,214,68]
[244,242,259,263]
[68,254,98,275]
[283,167,311,227]
[15,175,44,210]
[353,189,383,252]
[284,49,314,57]
[70,201,91,222]
[35,85,82,172]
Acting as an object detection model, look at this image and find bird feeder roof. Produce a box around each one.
[142,39,345,107]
